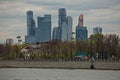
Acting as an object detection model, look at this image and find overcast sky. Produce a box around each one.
[0,0,120,43]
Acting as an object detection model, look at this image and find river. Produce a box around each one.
[0,68,120,80]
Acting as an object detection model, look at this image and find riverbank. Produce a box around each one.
[0,60,120,70]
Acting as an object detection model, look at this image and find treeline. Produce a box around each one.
[0,34,120,60]
[87,34,120,60]
[0,44,26,59]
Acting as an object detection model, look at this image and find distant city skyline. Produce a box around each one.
[26,8,72,44]
[0,0,120,43]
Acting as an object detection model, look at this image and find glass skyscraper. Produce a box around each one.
[52,27,61,41]
[55,8,72,41]
[61,22,68,41]
[58,8,66,28]
[66,16,73,41]
[76,14,88,41]
[26,11,35,36]
[25,11,36,44]
[36,14,51,43]
[76,27,88,41]
[58,8,67,41]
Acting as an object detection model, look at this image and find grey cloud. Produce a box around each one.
[27,0,62,6]
[0,0,24,2]
[0,14,25,19]
[26,0,120,11]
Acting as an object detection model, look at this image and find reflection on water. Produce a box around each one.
[0,68,120,80]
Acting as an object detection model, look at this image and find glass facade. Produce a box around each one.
[76,14,88,41]
[52,27,61,41]
[25,11,36,44]
[66,16,72,41]
[58,8,66,28]
[61,22,68,41]
[36,15,51,43]
[25,35,36,44]
[76,26,88,41]
[26,11,35,36]
[57,8,73,41]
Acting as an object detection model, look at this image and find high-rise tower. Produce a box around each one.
[52,27,61,41]
[26,11,35,36]
[58,8,67,41]
[25,11,36,44]
[76,14,88,41]
[54,8,73,41]
[36,14,51,43]
[58,8,66,27]
[66,16,73,41]
[78,14,83,27]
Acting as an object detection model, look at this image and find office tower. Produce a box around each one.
[25,11,36,44]
[26,11,35,36]
[76,14,88,41]
[36,14,51,43]
[58,8,67,41]
[6,38,14,46]
[57,8,73,41]
[52,27,58,40]
[52,27,61,41]
[66,16,73,41]
[76,27,88,41]
[61,22,68,41]
[93,27,102,34]
[58,8,66,27]
[61,17,73,41]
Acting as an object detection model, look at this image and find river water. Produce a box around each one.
[0,68,120,80]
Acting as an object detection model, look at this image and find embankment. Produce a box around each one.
[0,60,120,70]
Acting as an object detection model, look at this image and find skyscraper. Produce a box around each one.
[61,22,68,41]
[26,11,35,36]
[76,14,88,41]
[66,16,73,41]
[58,8,66,27]
[93,27,102,34]
[36,14,51,43]
[57,8,73,41]
[25,11,36,44]
[76,27,88,41]
[58,8,67,41]
[52,27,61,41]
